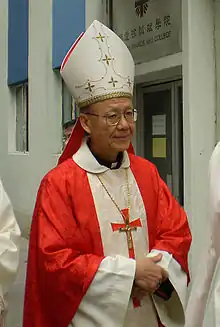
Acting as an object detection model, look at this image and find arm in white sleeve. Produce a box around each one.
[0,180,21,284]
[0,180,21,319]
[71,255,136,327]
[147,249,187,327]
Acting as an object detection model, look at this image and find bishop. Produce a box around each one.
[23,20,192,327]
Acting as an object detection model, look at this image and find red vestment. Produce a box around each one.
[23,154,191,327]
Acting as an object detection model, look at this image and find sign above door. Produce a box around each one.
[112,0,182,64]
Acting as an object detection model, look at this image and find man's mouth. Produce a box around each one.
[114,135,130,140]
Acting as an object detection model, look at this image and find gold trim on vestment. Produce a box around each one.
[77,92,133,108]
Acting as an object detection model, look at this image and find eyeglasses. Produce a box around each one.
[84,109,138,126]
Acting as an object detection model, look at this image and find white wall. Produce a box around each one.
[86,0,104,27]
[182,0,216,278]
[214,0,220,140]
[0,0,105,237]
[0,0,62,236]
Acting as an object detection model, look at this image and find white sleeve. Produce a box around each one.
[0,180,21,284]
[71,255,136,327]
[185,142,220,327]
[147,249,187,327]
[0,180,21,316]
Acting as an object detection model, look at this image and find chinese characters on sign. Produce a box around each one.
[119,15,171,43]
[112,0,181,64]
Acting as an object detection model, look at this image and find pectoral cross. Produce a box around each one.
[111,209,142,258]
[111,208,142,307]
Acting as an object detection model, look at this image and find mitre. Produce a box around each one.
[60,20,135,108]
[58,20,135,164]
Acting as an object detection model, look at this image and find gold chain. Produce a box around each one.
[97,168,131,222]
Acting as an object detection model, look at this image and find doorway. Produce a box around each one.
[136,81,183,205]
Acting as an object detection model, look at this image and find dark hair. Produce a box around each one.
[80,105,92,114]
[62,119,76,130]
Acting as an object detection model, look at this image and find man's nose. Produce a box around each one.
[117,113,129,129]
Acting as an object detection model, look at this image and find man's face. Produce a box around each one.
[63,125,74,147]
[80,97,135,156]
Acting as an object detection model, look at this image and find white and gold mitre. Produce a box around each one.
[60,20,135,109]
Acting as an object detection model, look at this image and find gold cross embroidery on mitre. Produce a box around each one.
[85,81,95,92]
[102,54,112,65]
[96,33,105,42]
[127,78,132,87]
[108,76,118,87]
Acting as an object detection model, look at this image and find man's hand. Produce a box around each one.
[131,284,148,300]
[134,254,168,295]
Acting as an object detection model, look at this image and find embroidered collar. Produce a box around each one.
[72,139,130,174]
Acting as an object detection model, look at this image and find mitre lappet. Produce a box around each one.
[59,20,135,164]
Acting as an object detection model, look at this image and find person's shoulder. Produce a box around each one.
[41,158,80,188]
[128,154,160,192]
[129,153,157,172]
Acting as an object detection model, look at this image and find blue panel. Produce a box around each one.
[8,0,28,85]
[52,0,86,69]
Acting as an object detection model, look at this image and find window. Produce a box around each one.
[52,0,85,148]
[8,0,28,85]
[62,80,79,124]
[15,83,29,152]
[62,80,75,125]
[8,0,29,153]
[52,0,85,69]
[61,81,79,149]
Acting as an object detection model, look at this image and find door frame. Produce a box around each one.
[135,80,183,203]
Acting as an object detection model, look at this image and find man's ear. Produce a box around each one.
[79,114,91,134]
